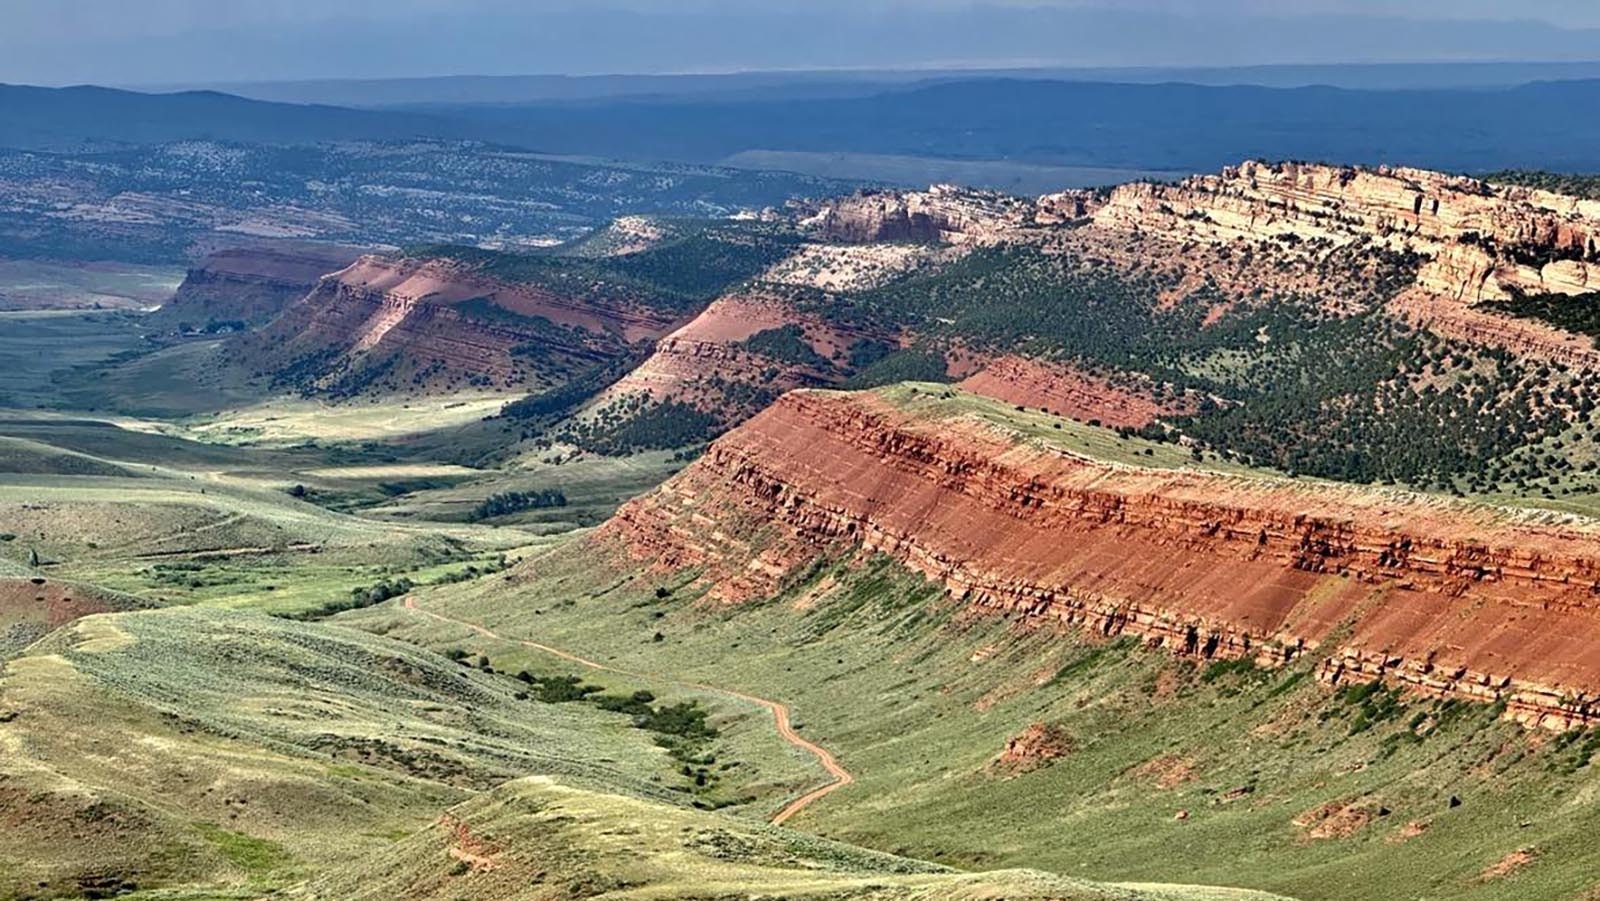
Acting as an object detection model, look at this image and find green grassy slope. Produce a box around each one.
[0,602,1277,900]
[348,543,1600,901]
[298,774,1289,901]
[0,607,686,898]
[0,311,157,409]
[0,412,548,616]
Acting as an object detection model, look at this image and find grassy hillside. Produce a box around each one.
[0,260,183,312]
[299,775,1288,901]
[345,535,1600,901]
[0,607,689,898]
[0,311,158,410]
[0,601,1275,900]
[0,412,545,616]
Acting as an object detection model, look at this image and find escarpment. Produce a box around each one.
[804,163,1600,366]
[1078,161,1600,360]
[1089,161,1598,296]
[235,255,688,397]
[598,387,1600,730]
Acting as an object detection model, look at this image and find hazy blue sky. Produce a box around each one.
[2,0,1598,85]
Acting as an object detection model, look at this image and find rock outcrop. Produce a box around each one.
[599,387,1600,730]
[993,723,1074,774]
[238,255,686,397]
[800,185,1032,245]
[1074,161,1600,361]
[800,164,1600,368]
[1089,161,1598,299]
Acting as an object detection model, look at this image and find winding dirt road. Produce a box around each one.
[401,597,852,826]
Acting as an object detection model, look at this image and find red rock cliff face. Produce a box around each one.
[238,255,687,395]
[599,388,1600,730]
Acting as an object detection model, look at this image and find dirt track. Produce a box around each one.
[401,596,852,826]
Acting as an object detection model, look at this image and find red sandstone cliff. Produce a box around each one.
[596,387,1600,730]
[237,255,687,396]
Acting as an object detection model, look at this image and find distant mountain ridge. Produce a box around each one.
[8,77,1600,178]
[435,77,1600,174]
[160,61,1600,108]
[0,83,460,151]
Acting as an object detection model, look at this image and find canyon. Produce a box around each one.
[599,386,1600,731]
[18,60,1600,900]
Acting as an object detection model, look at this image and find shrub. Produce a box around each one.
[468,489,567,522]
[740,324,832,369]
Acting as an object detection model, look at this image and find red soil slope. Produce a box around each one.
[598,388,1600,730]
[0,578,145,656]
[956,355,1200,429]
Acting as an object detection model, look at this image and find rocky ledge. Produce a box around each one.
[598,387,1600,730]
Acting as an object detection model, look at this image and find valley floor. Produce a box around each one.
[338,542,1600,901]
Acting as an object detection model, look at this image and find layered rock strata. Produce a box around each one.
[1075,161,1600,360]
[240,255,685,394]
[801,185,1033,245]
[599,388,1600,729]
[1087,161,1598,300]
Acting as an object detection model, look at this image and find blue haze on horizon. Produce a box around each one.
[0,0,1597,86]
